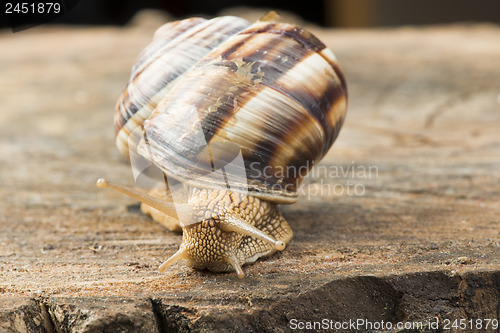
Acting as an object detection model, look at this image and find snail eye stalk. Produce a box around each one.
[96,178,178,219]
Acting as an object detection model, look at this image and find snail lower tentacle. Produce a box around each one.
[158,244,192,272]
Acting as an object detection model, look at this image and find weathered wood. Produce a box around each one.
[0,12,499,332]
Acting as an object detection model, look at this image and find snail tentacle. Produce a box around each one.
[158,244,193,272]
[218,214,286,251]
[96,178,180,219]
[226,252,245,279]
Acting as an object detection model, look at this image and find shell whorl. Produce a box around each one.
[115,16,347,202]
[114,16,251,159]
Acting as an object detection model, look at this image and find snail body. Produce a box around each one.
[98,13,347,278]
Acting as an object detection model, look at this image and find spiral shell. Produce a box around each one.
[115,15,347,203]
[115,16,251,157]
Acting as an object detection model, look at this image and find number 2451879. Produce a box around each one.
[5,2,61,14]
[443,318,498,330]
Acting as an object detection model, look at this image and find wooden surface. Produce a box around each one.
[0,11,499,332]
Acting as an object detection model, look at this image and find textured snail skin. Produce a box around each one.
[110,14,347,277]
[185,189,291,271]
[139,187,292,276]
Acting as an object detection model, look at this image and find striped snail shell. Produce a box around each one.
[98,12,347,278]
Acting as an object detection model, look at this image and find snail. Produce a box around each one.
[97,12,347,278]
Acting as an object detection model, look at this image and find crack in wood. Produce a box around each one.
[150,298,168,333]
[424,88,483,129]
[36,299,56,333]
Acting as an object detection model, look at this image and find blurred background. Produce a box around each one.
[2,0,500,28]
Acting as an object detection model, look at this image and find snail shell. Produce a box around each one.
[106,13,347,278]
